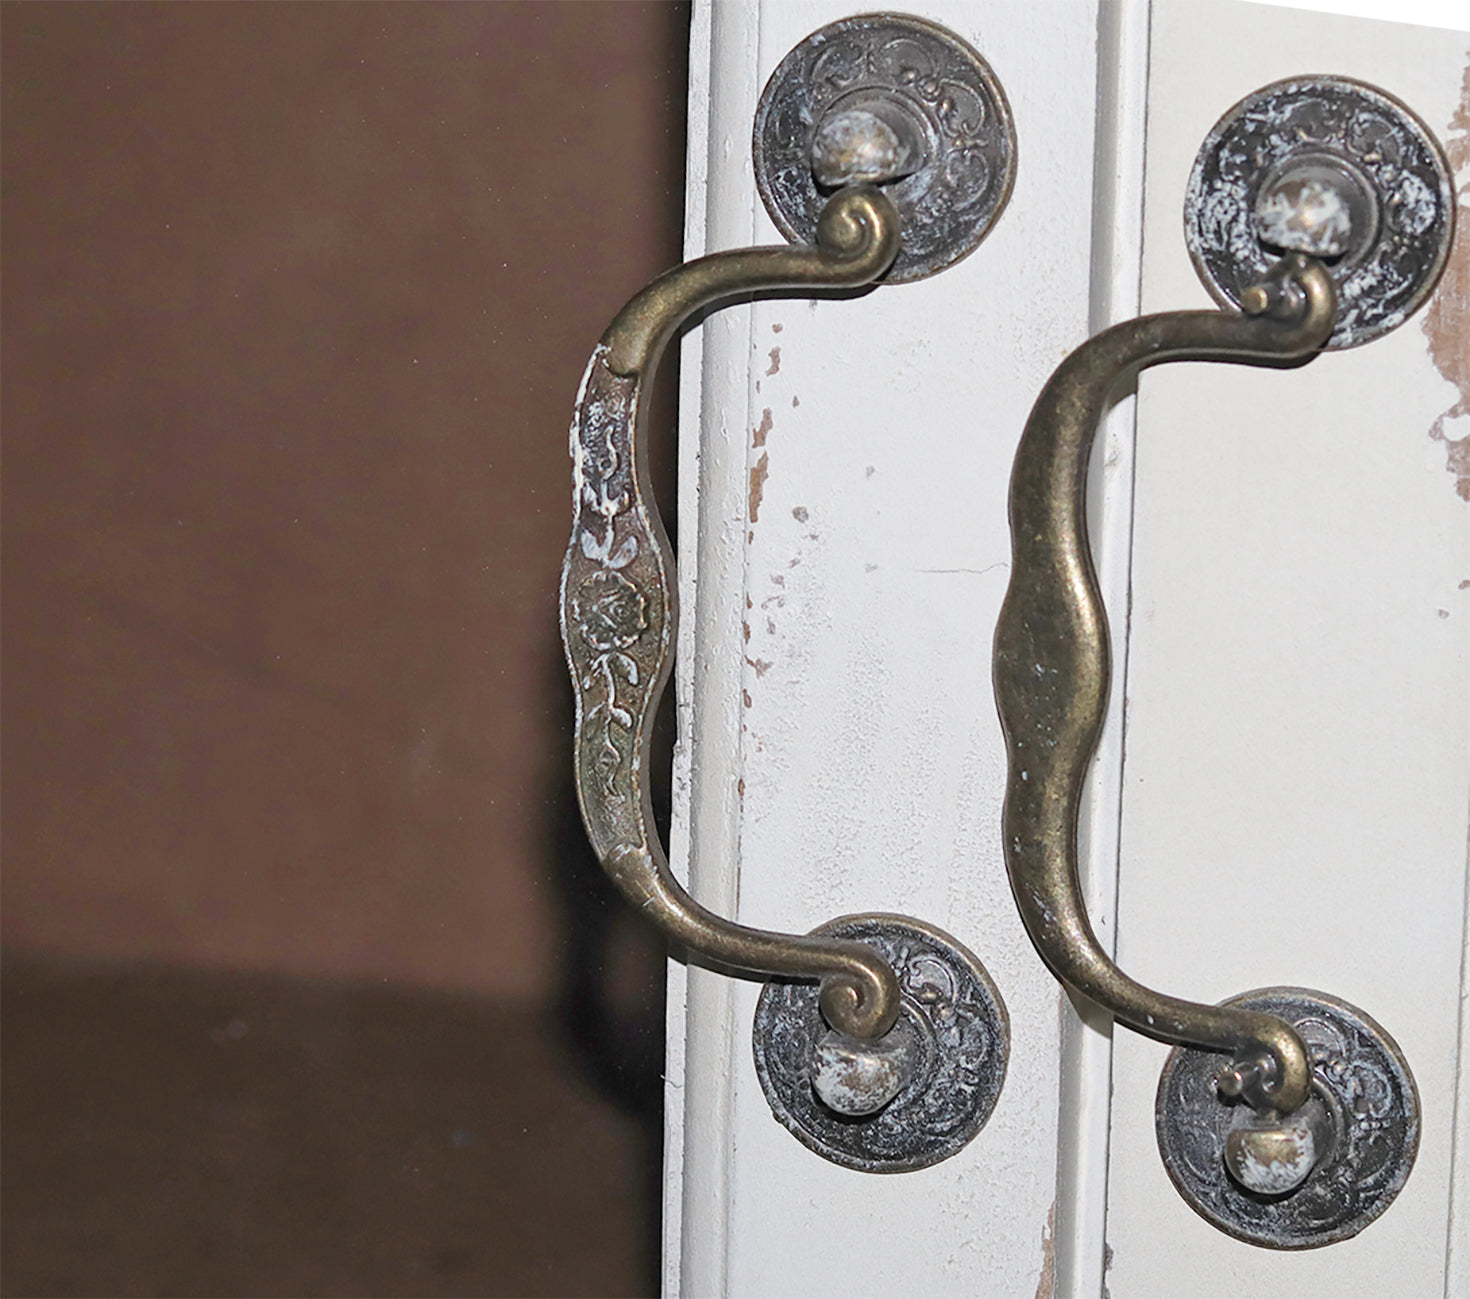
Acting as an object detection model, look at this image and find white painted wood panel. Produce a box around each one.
[1105,5,1470,1295]
[671,2,1468,1295]
[670,2,1109,1294]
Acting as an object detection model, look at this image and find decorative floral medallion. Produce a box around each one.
[1184,76,1454,349]
[560,349,668,838]
[1155,986,1419,1248]
[753,14,1015,283]
[753,914,1008,1172]
[573,571,648,652]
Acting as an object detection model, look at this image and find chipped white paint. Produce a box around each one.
[663,4,757,1293]
[673,2,1100,1294]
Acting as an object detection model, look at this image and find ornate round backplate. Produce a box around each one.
[1184,76,1454,349]
[753,14,1016,284]
[752,913,1008,1173]
[1156,987,1419,1249]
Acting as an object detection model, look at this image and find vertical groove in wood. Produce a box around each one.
[669,1,761,1293]
[1446,807,1470,1299]
[660,1,711,1288]
[1053,3,1152,1296]
[719,3,1099,1293]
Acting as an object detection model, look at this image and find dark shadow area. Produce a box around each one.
[0,955,652,1299]
[547,670,670,1297]
[544,35,686,1272]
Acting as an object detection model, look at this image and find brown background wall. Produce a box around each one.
[2,4,689,1295]
[3,1,686,1000]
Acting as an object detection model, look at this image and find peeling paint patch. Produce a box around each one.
[1034,1202,1055,1299]
[742,688,752,709]
[753,407,774,448]
[749,452,769,524]
[792,506,809,522]
[766,346,781,375]
[747,657,773,677]
[792,395,800,408]
[1424,58,1470,501]
[771,322,783,334]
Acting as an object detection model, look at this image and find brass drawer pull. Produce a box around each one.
[563,14,1017,1170]
[563,182,905,1040]
[995,75,1451,1246]
[994,249,1335,1114]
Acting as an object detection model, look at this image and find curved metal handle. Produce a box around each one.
[993,254,1336,1115]
[561,186,903,1039]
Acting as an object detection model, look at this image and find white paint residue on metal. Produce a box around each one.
[674,4,1469,1295]
[1226,1111,1322,1195]
[1256,178,1353,253]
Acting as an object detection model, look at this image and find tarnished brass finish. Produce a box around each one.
[993,253,1337,1117]
[1156,988,1420,1248]
[753,13,1016,284]
[752,914,1009,1173]
[561,186,905,1039]
[1184,76,1455,350]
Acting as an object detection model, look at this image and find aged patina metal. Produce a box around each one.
[810,104,926,189]
[753,13,1016,283]
[993,253,1337,1124]
[753,915,1008,1173]
[1156,988,1419,1249]
[996,75,1451,1237]
[1184,76,1454,350]
[562,184,904,1042]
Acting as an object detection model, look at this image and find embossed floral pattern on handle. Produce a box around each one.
[559,185,912,1041]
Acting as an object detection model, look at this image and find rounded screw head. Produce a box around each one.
[810,107,923,188]
[1157,987,1419,1249]
[753,913,1009,1172]
[1254,157,1375,259]
[1184,76,1455,348]
[811,1026,916,1116]
[753,13,1016,283]
[1224,1097,1332,1196]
